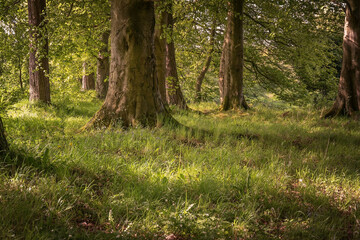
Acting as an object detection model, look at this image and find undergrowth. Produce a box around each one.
[1,95,360,239]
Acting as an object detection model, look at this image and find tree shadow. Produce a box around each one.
[1,139,359,239]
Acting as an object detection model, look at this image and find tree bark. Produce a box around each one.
[96,31,110,99]
[0,116,8,154]
[84,0,170,129]
[325,0,360,117]
[19,56,23,90]
[220,0,249,111]
[81,62,95,90]
[195,21,216,102]
[218,20,229,104]
[154,2,168,105]
[165,2,187,109]
[28,0,50,104]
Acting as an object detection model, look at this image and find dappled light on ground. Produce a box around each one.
[1,100,360,239]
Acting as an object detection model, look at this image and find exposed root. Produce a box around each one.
[323,98,357,119]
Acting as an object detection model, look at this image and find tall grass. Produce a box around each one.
[1,95,360,239]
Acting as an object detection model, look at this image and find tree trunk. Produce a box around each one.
[195,21,216,102]
[165,2,187,109]
[218,22,229,104]
[81,62,95,90]
[154,2,168,105]
[96,31,110,99]
[28,0,50,104]
[325,0,360,117]
[0,116,8,154]
[19,56,23,90]
[221,0,249,111]
[84,0,169,129]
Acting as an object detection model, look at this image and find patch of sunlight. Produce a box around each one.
[213,113,229,119]
[265,93,275,98]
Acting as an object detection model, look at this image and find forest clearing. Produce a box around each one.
[1,0,360,239]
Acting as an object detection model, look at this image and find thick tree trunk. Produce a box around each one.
[81,62,95,90]
[195,21,216,102]
[325,1,360,117]
[84,0,169,129]
[154,2,168,105]
[0,117,8,154]
[96,31,110,99]
[220,0,248,111]
[28,0,50,104]
[165,2,187,109]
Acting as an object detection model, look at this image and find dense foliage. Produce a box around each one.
[0,0,344,110]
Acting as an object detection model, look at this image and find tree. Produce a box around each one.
[326,0,360,117]
[84,0,169,129]
[220,0,249,110]
[81,62,95,90]
[195,20,216,102]
[0,116,8,154]
[28,0,50,103]
[96,30,110,99]
[165,1,188,109]
[154,2,168,104]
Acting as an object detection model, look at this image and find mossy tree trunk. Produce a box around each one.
[96,31,110,99]
[0,117,8,154]
[165,1,187,109]
[28,0,51,104]
[220,0,249,111]
[195,21,216,102]
[82,62,95,90]
[325,0,360,117]
[154,2,168,104]
[84,0,169,129]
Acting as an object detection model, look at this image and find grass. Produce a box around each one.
[1,92,360,239]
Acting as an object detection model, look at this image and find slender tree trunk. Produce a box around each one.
[218,23,229,104]
[165,2,187,109]
[28,0,50,103]
[81,62,95,90]
[195,21,216,102]
[19,56,23,90]
[84,0,170,129]
[325,0,360,117]
[96,31,110,99]
[0,116,8,154]
[154,2,168,105]
[220,0,248,111]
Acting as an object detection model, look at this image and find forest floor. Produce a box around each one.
[1,91,360,239]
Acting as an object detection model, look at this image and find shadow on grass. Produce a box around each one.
[178,113,360,176]
[1,144,359,239]
[52,100,102,119]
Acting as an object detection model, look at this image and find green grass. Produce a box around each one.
[1,94,360,239]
